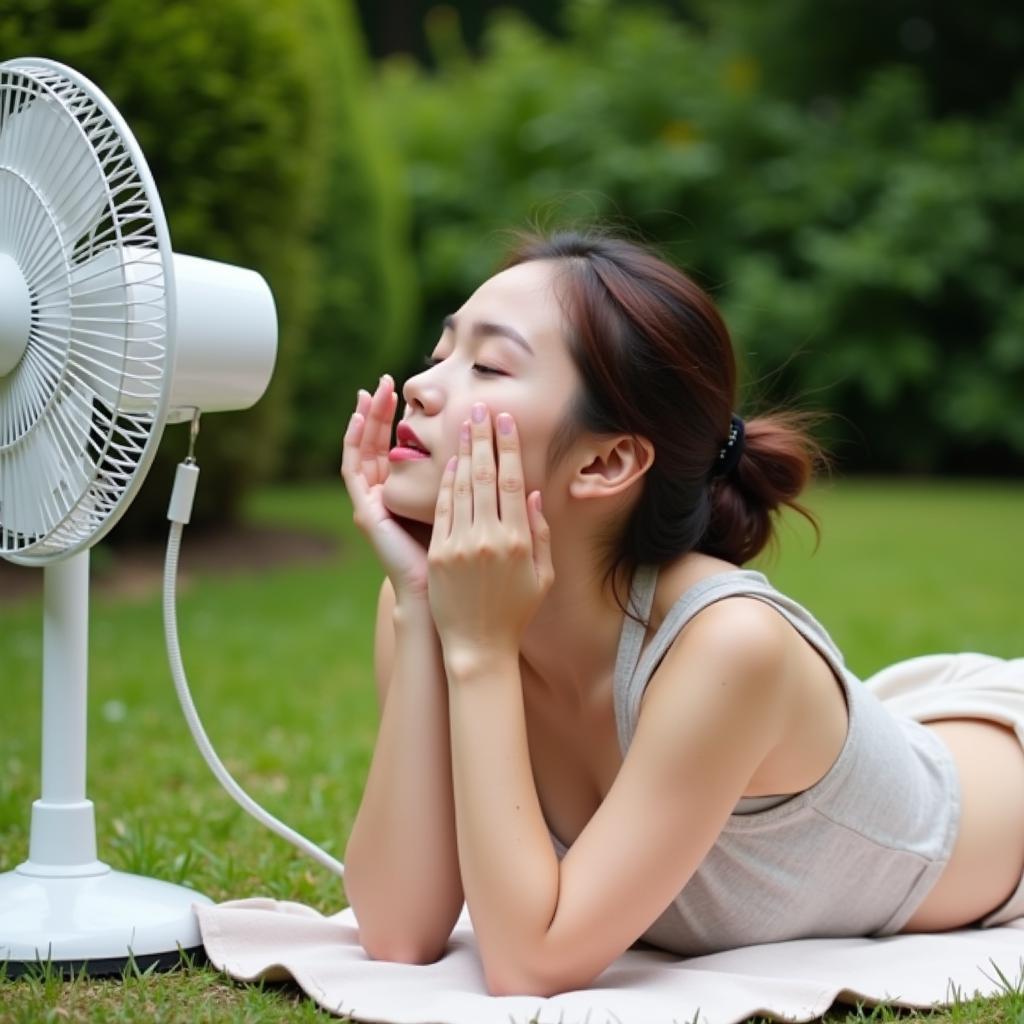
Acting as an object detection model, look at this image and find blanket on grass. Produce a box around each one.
[199,652,1024,1022]
[197,900,1024,1024]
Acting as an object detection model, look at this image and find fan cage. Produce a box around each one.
[0,59,175,564]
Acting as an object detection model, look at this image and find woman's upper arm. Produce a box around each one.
[530,597,795,992]
[372,576,397,706]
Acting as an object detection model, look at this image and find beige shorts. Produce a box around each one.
[865,652,1024,928]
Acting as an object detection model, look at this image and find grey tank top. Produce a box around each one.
[548,566,961,957]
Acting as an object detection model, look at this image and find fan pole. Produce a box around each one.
[23,550,102,870]
[0,549,212,976]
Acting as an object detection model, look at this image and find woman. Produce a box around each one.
[340,230,1024,997]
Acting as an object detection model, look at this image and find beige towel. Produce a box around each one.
[197,901,1024,1023]
[199,653,1024,1022]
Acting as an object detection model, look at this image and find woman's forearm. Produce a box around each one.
[344,597,462,962]
[445,652,561,991]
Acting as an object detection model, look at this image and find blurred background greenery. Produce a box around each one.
[1,0,1022,539]
[0,6,1022,1015]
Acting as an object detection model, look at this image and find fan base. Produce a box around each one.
[1,945,208,979]
[0,863,213,976]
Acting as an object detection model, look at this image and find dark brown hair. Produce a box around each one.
[503,229,826,621]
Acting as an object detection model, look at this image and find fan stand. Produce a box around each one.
[0,551,212,977]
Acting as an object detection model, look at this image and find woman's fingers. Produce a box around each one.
[353,388,372,461]
[366,375,397,461]
[379,377,399,454]
[348,376,397,486]
[495,412,528,534]
[355,387,371,418]
[341,410,373,517]
[341,407,361,475]
[342,392,369,462]
[469,403,498,524]
[431,454,458,548]
[452,419,474,534]
[342,376,395,498]
[527,491,553,590]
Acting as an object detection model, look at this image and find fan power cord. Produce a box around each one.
[163,452,346,879]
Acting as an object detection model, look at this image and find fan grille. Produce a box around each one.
[0,60,171,562]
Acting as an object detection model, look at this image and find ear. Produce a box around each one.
[568,435,655,501]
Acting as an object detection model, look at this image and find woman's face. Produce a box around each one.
[382,259,581,525]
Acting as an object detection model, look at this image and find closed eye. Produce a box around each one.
[422,355,506,376]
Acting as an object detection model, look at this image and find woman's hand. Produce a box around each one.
[341,374,432,600]
[427,403,554,671]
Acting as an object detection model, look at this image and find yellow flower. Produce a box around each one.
[723,55,759,94]
[661,119,698,147]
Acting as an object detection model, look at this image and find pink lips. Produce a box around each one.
[390,421,431,462]
[388,447,431,462]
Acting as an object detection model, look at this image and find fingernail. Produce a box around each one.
[497,413,513,435]
[471,402,486,423]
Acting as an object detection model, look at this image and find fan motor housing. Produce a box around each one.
[0,251,31,376]
[0,57,278,563]
[166,253,277,423]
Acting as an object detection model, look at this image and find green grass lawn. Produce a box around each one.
[1,477,1022,1023]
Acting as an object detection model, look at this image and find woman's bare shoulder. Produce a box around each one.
[643,553,798,708]
[653,553,792,638]
[649,551,744,623]
[642,557,846,796]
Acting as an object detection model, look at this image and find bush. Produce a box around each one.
[282,0,418,479]
[699,0,1024,119]
[721,69,1024,471]
[0,0,405,534]
[372,0,1024,473]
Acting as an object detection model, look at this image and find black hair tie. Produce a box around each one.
[709,414,745,480]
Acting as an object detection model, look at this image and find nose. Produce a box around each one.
[401,364,441,417]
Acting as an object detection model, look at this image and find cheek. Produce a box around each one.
[448,409,476,450]
[512,424,549,496]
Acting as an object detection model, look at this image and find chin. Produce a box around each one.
[382,477,435,525]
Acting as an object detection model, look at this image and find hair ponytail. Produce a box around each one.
[503,228,830,621]
[700,411,827,565]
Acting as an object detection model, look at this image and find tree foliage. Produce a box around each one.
[373,0,1024,473]
[699,0,1024,119]
[1,0,326,531]
[283,0,417,479]
[0,0,414,534]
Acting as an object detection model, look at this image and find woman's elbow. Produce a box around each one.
[357,927,448,966]
[485,971,543,997]
[346,875,453,964]
[483,958,572,998]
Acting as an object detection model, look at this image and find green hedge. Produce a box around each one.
[0,0,329,532]
[283,0,418,479]
[372,0,1024,473]
[0,0,415,533]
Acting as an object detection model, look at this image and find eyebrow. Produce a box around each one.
[442,314,535,357]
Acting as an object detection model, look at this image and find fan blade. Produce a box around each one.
[65,244,165,414]
[0,94,107,249]
[66,245,128,411]
[0,379,94,547]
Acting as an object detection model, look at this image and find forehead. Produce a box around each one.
[458,259,567,346]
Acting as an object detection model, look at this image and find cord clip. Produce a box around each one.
[167,462,200,524]
[186,408,201,465]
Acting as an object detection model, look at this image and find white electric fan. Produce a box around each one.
[0,57,278,975]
